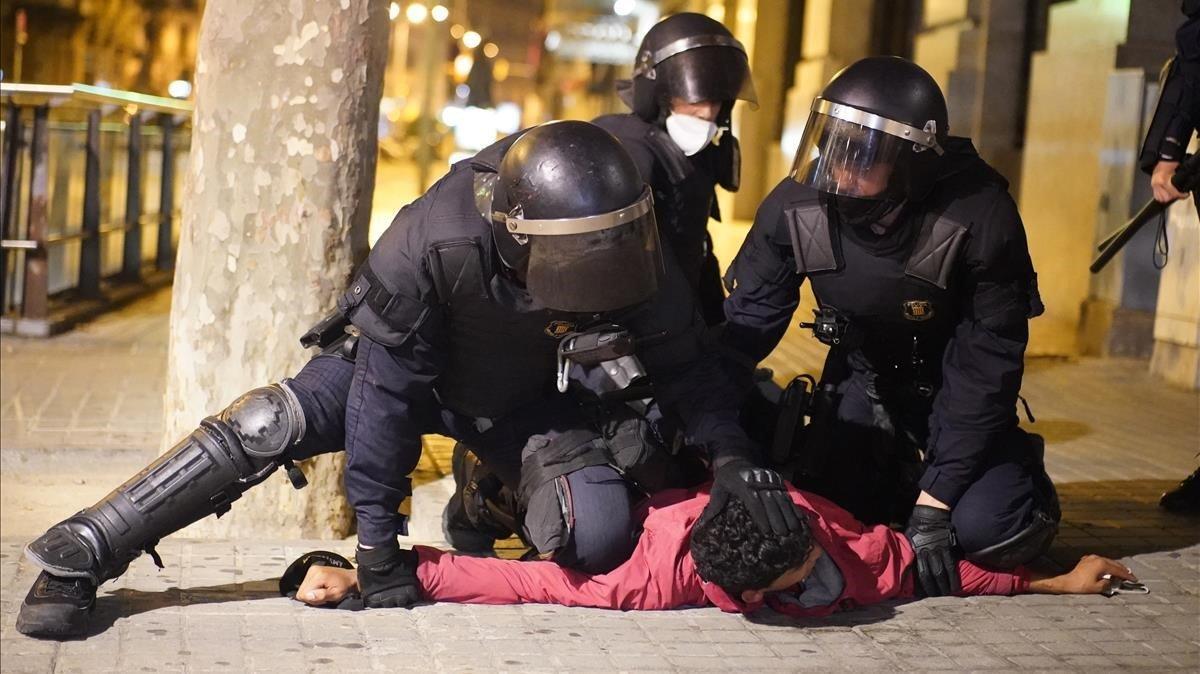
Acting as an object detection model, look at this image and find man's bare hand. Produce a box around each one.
[1030,554,1138,594]
[295,565,358,606]
[1151,161,1187,203]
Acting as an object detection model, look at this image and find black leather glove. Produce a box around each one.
[905,505,962,597]
[700,459,803,535]
[355,540,422,609]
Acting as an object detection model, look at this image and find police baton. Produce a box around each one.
[1091,153,1200,274]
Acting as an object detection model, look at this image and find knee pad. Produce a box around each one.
[216,383,306,460]
[965,509,1059,569]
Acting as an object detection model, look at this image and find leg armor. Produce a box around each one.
[25,383,307,584]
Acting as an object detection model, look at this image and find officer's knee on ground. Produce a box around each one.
[953,485,1058,569]
[962,509,1058,569]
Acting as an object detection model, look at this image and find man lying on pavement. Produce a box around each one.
[290,486,1139,615]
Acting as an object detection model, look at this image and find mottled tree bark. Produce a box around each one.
[164,0,388,538]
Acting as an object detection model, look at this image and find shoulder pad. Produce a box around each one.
[427,238,489,302]
[905,213,968,289]
[783,202,840,274]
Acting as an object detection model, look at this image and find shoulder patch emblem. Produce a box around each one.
[903,300,934,321]
[544,320,575,338]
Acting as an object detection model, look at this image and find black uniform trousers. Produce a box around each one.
[280,351,636,575]
[805,368,1056,555]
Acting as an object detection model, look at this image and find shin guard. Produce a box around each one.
[25,384,306,584]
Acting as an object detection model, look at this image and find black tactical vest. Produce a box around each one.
[435,248,581,419]
[782,198,967,382]
[342,136,585,420]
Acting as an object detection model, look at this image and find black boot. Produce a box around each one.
[1160,467,1200,514]
[441,443,519,554]
[16,572,98,639]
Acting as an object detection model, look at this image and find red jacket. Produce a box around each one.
[415,485,1030,614]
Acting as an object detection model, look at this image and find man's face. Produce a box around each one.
[738,544,823,604]
[829,158,895,199]
[670,97,721,122]
[763,544,823,592]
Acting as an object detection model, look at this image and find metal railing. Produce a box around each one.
[0,83,192,336]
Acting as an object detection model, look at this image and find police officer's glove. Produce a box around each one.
[905,505,962,597]
[355,540,421,609]
[700,459,803,536]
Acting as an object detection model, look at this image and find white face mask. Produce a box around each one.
[665,113,719,156]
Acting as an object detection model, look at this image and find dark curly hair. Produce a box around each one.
[689,498,813,596]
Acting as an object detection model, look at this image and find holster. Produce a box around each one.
[769,374,816,468]
[299,309,351,349]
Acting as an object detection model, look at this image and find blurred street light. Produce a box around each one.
[613,0,635,17]
[463,30,482,49]
[483,42,499,58]
[454,54,474,79]
[167,79,192,99]
[389,2,401,20]
[406,2,428,24]
[431,5,449,22]
[544,30,561,51]
[450,24,466,39]
[441,104,463,126]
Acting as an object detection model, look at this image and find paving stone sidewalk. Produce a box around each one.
[0,539,1196,673]
[2,278,1199,672]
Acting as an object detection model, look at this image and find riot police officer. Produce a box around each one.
[721,57,1060,598]
[593,12,754,325]
[17,121,802,638]
[1139,2,1199,513]
[1140,1,1199,206]
[447,15,758,551]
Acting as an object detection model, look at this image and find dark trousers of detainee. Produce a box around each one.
[281,353,636,574]
[798,369,1059,562]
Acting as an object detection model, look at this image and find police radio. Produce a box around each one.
[799,306,849,346]
[555,325,647,394]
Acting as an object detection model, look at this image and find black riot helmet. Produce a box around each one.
[790,56,948,225]
[628,12,757,122]
[478,120,664,313]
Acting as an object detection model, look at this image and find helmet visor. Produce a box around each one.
[789,109,912,199]
[656,46,757,108]
[507,188,665,312]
